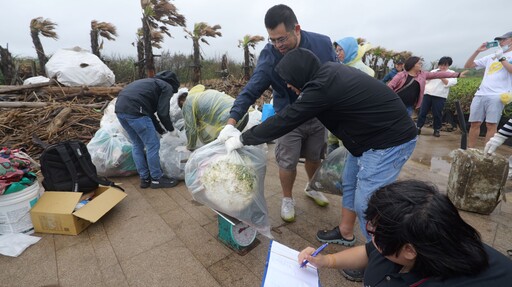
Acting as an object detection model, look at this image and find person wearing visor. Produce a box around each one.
[464,31,512,148]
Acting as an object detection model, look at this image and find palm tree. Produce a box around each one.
[90,20,118,60]
[30,17,58,77]
[220,53,229,80]
[132,29,146,79]
[238,34,265,80]
[140,0,186,77]
[184,22,222,84]
[0,45,16,84]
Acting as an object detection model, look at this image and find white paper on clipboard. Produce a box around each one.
[261,240,320,287]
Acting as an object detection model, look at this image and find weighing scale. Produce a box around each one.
[214,210,260,255]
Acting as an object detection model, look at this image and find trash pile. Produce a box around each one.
[0,82,121,157]
[0,78,271,159]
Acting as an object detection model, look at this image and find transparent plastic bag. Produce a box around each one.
[169,88,188,128]
[160,130,190,180]
[184,140,271,238]
[100,98,129,139]
[87,126,137,177]
[309,146,348,195]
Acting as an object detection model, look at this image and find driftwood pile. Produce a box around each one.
[0,78,271,159]
[0,80,122,158]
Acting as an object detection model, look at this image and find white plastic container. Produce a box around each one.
[0,181,41,234]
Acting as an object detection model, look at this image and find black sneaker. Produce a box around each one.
[340,268,364,282]
[151,177,178,189]
[316,226,356,246]
[433,130,440,137]
[140,177,151,189]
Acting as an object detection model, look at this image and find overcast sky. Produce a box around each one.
[2,0,511,69]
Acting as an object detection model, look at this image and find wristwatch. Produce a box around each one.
[499,57,507,62]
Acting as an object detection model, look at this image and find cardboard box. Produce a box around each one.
[30,186,126,235]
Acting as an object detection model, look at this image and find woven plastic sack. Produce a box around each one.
[184,140,271,238]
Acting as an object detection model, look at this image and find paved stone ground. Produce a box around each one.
[1,126,511,287]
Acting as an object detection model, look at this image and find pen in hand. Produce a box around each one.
[300,243,329,268]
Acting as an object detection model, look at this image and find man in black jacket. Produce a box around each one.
[219,48,417,281]
[115,70,180,189]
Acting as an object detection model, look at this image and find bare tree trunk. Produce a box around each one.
[30,30,47,77]
[191,39,201,85]
[142,17,155,78]
[91,29,100,59]
[220,54,228,80]
[379,59,391,79]
[136,39,145,79]
[243,46,250,80]
[0,45,16,84]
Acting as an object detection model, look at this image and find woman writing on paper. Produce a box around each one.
[298,180,512,286]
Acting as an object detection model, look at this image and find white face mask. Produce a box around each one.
[502,44,510,52]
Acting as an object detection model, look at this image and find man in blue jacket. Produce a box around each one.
[115,71,180,189]
[381,59,404,83]
[220,48,417,282]
[227,4,337,222]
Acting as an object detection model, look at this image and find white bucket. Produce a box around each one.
[0,181,41,234]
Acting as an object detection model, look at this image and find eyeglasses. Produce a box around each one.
[366,221,376,236]
[335,47,344,54]
[268,32,291,46]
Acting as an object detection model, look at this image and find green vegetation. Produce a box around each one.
[446,77,512,117]
[446,77,482,114]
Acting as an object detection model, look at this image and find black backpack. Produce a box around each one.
[40,140,123,192]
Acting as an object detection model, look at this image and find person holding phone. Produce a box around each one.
[464,31,512,148]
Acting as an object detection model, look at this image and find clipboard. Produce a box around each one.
[261,240,320,287]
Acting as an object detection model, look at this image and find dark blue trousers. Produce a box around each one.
[417,94,446,131]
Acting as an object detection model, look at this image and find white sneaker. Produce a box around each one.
[281,197,295,222]
[305,184,329,207]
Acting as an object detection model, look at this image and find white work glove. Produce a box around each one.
[175,146,189,153]
[225,135,244,153]
[167,129,179,137]
[217,125,241,142]
[495,49,504,60]
[484,133,508,154]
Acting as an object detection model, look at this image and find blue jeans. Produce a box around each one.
[116,113,163,180]
[341,137,417,241]
[417,94,446,131]
[405,106,414,117]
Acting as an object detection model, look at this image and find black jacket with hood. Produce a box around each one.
[115,71,179,132]
[240,48,417,157]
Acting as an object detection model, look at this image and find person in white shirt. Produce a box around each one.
[464,31,512,148]
[416,57,458,137]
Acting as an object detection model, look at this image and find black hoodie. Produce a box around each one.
[241,48,417,157]
[115,71,180,132]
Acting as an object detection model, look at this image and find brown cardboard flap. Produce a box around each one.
[73,187,126,223]
[31,192,82,214]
